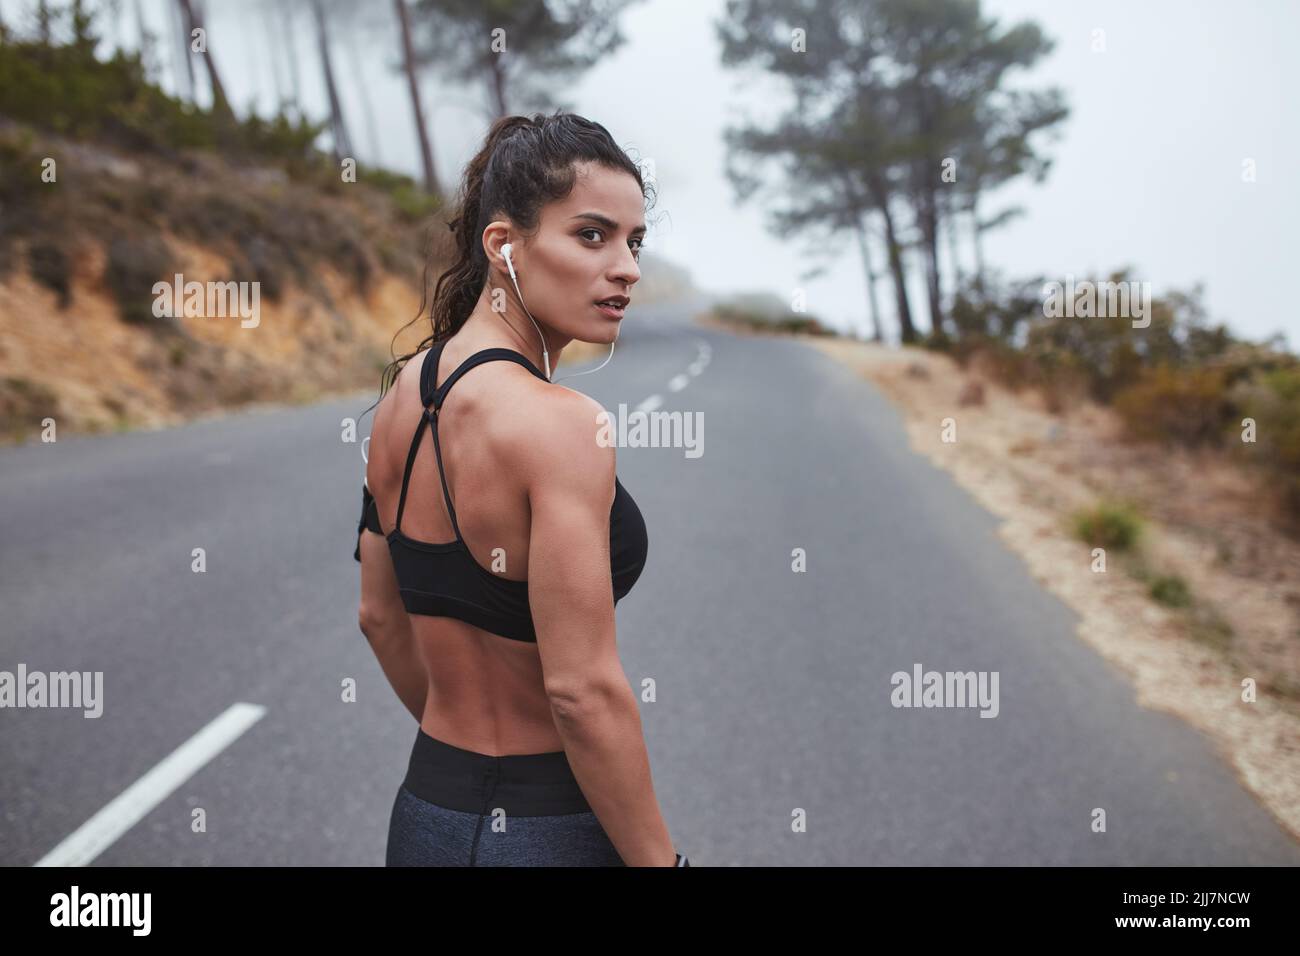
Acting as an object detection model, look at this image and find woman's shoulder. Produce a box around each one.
[505,379,617,491]
[371,349,427,427]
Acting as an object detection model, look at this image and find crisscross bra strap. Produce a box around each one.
[427,404,464,542]
[425,346,548,409]
[393,343,445,535]
[392,415,428,537]
[394,341,548,540]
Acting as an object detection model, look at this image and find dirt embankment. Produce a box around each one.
[802,334,1300,842]
[0,240,424,438]
[0,123,449,441]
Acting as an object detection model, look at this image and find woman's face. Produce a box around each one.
[497,161,646,345]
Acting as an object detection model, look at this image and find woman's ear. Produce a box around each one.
[483,221,514,273]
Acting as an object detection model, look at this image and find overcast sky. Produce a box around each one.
[11,0,1297,346]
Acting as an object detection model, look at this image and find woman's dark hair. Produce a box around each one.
[362,110,655,418]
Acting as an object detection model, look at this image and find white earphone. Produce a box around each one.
[499,242,551,379]
[500,242,616,384]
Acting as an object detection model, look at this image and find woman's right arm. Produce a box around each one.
[523,390,676,867]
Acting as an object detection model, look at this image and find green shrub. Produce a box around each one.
[329,228,374,293]
[1021,275,1231,404]
[950,338,1038,392]
[360,165,441,223]
[921,327,955,353]
[712,303,833,336]
[233,109,325,170]
[1112,366,1234,446]
[0,130,50,268]
[1188,608,1234,651]
[386,181,442,223]
[0,376,60,442]
[1072,501,1143,551]
[774,316,833,335]
[237,236,288,302]
[944,277,1045,345]
[27,239,72,307]
[1234,364,1300,522]
[1148,574,1192,608]
[0,10,323,163]
[105,234,172,326]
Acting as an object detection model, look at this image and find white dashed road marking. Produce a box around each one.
[620,337,710,417]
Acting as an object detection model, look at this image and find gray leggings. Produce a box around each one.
[385,728,625,867]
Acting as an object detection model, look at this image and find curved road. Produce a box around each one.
[2,307,1298,865]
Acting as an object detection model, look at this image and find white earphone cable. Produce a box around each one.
[505,268,551,379]
[552,338,616,384]
[502,243,617,384]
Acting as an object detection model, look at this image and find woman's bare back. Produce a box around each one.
[367,338,567,756]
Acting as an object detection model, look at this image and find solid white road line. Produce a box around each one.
[33,702,267,867]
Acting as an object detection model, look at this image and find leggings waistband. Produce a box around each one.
[402,727,594,816]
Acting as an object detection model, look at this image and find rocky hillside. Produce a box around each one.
[0,113,450,440]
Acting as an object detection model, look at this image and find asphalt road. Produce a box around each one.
[3,305,1298,865]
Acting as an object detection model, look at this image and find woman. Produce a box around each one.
[354,112,686,867]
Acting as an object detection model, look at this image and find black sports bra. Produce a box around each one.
[353,340,648,644]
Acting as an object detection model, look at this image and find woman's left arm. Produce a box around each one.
[358,528,427,722]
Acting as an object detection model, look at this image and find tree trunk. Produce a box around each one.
[489,53,508,118]
[970,191,987,293]
[175,0,233,120]
[259,1,287,113]
[345,33,383,165]
[869,173,917,344]
[853,217,884,343]
[838,171,883,342]
[165,0,194,101]
[37,1,52,45]
[103,0,124,52]
[944,189,964,294]
[917,178,944,336]
[311,0,353,162]
[133,0,150,68]
[395,0,438,193]
[278,0,303,116]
